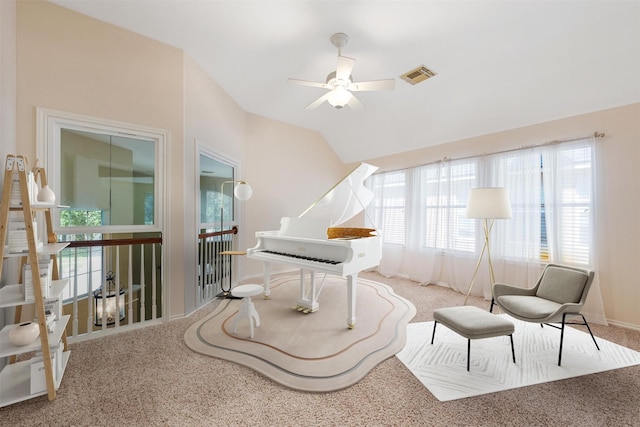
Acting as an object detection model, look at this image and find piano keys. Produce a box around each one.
[247,163,381,328]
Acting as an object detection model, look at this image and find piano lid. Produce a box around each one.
[298,162,378,227]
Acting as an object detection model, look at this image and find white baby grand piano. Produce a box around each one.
[247,163,381,329]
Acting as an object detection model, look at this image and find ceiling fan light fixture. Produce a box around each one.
[327,86,352,109]
[289,32,394,110]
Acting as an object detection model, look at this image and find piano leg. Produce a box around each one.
[295,269,319,314]
[262,262,272,299]
[346,274,357,329]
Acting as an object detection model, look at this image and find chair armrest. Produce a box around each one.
[492,282,536,299]
[554,302,584,316]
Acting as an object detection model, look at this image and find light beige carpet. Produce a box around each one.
[184,274,416,392]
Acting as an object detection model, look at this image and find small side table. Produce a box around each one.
[217,250,247,299]
[230,284,263,339]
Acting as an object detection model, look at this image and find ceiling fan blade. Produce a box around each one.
[349,79,395,92]
[288,78,329,89]
[336,55,355,81]
[347,94,365,110]
[305,92,331,110]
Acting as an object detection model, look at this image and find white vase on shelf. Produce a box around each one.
[36,185,56,204]
[8,322,40,346]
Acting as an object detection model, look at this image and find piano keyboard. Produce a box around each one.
[261,250,342,265]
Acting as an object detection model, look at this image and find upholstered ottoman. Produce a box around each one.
[431,305,516,371]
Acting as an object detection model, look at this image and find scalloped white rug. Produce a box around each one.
[185,275,416,392]
[397,316,640,401]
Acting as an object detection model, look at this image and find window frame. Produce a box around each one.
[196,144,242,231]
[37,108,167,235]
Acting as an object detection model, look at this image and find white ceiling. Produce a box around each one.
[50,0,640,163]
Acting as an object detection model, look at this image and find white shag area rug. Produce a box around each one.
[397,316,640,402]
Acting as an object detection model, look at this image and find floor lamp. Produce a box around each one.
[216,180,252,299]
[463,187,512,306]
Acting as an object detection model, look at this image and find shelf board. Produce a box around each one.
[3,242,70,258]
[3,202,68,210]
[0,315,70,358]
[0,279,69,308]
[0,350,70,408]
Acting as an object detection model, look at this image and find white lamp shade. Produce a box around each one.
[327,87,352,108]
[465,187,512,219]
[234,182,253,201]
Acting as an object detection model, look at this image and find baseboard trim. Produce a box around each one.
[606,318,640,332]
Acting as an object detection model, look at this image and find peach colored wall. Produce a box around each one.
[16,1,186,318]
[362,103,640,329]
[243,113,345,278]
[1,0,17,162]
[182,55,247,314]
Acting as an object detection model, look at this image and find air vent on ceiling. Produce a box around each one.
[400,65,437,85]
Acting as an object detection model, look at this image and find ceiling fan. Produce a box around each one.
[288,33,395,110]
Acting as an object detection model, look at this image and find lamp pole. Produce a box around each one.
[216,180,252,298]
[463,218,495,305]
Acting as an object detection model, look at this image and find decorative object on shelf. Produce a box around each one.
[8,322,40,346]
[217,180,252,299]
[94,271,126,326]
[463,187,512,305]
[36,184,56,204]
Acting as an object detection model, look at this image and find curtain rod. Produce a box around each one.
[376,131,605,174]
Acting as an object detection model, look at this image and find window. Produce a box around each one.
[58,129,157,230]
[369,170,406,245]
[368,138,595,267]
[198,153,236,228]
[421,159,477,252]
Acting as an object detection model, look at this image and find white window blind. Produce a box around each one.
[369,170,406,245]
[421,159,477,252]
[542,142,593,266]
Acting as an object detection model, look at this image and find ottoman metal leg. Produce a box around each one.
[510,334,516,363]
[431,321,438,345]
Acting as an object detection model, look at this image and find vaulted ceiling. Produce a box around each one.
[50,1,640,163]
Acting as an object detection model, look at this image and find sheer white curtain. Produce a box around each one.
[368,160,478,289]
[485,148,548,299]
[367,137,607,324]
[541,138,606,324]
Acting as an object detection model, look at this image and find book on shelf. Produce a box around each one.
[8,170,37,207]
[23,259,53,301]
[7,220,41,253]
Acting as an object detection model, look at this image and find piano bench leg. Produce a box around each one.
[231,296,261,339]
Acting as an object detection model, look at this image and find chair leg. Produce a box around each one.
[558,313,567,366]
[581,314,600,351]
[467,339,471,371]
[510,334,516,364]
[489,297,495,313]
[431,321,438,345]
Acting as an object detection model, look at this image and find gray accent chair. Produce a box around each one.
[492,263,600,366]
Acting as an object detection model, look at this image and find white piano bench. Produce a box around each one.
[230,284,264,339]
